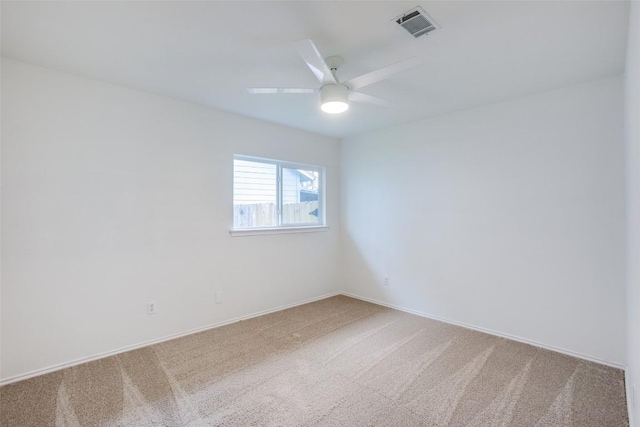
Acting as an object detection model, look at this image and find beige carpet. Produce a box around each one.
[0,296,629,426]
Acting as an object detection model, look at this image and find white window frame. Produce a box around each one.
[231,155,328,236]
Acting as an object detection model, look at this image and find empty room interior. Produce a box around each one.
[1,1,639,426]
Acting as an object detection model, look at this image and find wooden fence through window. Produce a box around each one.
[233,201,319,228]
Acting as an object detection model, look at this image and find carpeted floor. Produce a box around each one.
[0,296,629,426]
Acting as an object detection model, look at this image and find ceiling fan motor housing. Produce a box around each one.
[320,84,349,104]
[320,84,350,113]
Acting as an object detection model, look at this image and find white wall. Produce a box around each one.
[0,59,341,382]
[626,2,640,425]
[1,54,630,386]
[341,76,626,366]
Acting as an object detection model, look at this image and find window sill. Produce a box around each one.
[229,225,329,237]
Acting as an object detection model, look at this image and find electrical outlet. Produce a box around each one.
[384,277,390,286]
[215,291,223,304]
[147,301,157,315]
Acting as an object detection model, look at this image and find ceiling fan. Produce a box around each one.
[247,39,422,114]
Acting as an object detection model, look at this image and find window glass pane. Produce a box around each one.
[282,167,320,225]
[233,159,277,228]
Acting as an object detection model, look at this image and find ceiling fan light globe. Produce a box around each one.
[321,101,349,114]
[320,84,349,114]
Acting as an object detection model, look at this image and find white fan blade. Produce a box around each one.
[349,92,394,109]
[294,39,337,85]
[345,57,422,90]
[247,88,318,94]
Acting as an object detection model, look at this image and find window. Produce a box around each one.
[233,155,325,230]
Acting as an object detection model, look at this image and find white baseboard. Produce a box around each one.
[341,292,626,370]
[0,292,341,386]
[1,290,626,386]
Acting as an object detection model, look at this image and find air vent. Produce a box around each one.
[395,7,440,38]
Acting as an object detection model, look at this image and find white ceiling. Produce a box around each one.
[1,1,630,138]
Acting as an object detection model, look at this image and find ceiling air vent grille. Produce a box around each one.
[395,7,439,38]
